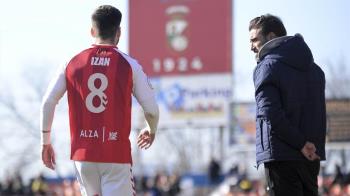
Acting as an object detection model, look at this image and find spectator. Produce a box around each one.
[168,173,181,196]
[208,158,221,185]
[3,173,25,195]
[31,174,49,196]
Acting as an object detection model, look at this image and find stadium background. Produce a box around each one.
[0,0,349,195]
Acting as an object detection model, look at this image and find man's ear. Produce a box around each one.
[267,32,277,41]
[115,27,121,45]
[91,27,97,38]
[116,27,121,39]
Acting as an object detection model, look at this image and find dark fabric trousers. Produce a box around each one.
[264,160,320,196]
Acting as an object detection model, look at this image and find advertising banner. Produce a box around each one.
[229,102,256,144]
[132,74,232,129]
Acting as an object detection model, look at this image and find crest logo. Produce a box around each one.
[165,5,190,52]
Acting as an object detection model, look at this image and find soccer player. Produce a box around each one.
[40,5,159,196]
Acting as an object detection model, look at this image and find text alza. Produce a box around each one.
[91,57,110,66]
[80,129,99,138]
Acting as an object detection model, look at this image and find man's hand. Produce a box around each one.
[137,129,155,150]
[41,144,56,170]
[301,141,320,161]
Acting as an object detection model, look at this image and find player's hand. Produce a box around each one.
[137,129,155,150]
[301,141,320,161]
[42,144,56,170]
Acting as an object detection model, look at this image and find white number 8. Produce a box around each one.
[85,73,108,113]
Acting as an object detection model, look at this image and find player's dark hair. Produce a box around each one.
[249,14,287,37]
[92,5,122,40]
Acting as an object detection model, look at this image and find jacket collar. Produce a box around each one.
[257,36,291,61]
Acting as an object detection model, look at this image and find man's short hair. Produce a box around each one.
[92,5,122,40]
[249,14,287,37]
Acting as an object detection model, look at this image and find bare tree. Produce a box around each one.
[324,57,350,99]
[136,126,222,174]
[0,64,53,179]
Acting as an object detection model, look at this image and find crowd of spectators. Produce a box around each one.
[1,165,350,196]
[0,171,181,196]
[0,173,80,196]
[212,164,350,196]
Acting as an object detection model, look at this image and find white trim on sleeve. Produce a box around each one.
[116,50,159,133]
[116,49,157,114]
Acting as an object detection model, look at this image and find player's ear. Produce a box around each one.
[116,27,121,39]
[115,27,121,45]
[91,27,97,38]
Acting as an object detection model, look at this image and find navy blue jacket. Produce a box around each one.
[253,34,326,165]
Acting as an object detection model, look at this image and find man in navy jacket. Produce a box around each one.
[249,14,326,196]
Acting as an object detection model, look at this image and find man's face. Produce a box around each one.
[249,28,269,54]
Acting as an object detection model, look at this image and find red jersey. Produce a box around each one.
[65,45,133,163]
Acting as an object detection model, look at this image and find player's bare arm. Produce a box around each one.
[40,64,66,170]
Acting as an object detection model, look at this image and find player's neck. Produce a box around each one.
[95,38,117,46]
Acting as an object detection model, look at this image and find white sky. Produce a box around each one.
[0,0,129,78]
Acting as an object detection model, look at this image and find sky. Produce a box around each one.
[0,0,349,180]
[0,0,128,77]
